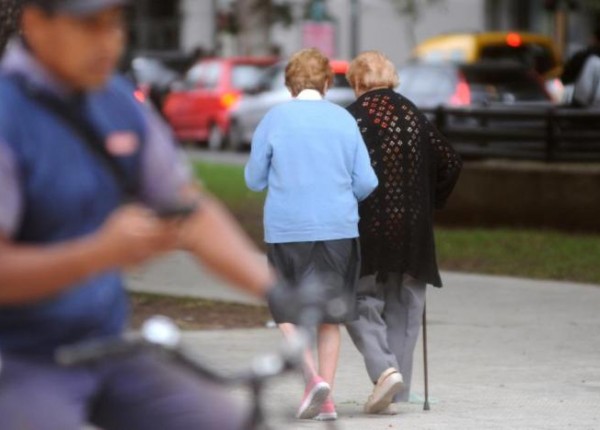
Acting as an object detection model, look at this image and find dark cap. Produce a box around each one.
[23,0,130,16]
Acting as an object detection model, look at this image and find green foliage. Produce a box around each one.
[304,0,333,21]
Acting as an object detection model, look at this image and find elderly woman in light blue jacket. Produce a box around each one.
[245,48,378,422]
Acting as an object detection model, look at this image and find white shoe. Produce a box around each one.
[364,368,403,414]
[378,402,401,415]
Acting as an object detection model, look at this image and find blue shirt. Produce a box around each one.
[245,90,378,243]
[0,41,191,355]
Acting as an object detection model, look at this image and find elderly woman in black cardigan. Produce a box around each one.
[344,50,462,415]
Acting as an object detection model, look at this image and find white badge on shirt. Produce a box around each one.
[106,132,140,156]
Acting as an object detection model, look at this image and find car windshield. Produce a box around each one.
[232,64,274,92]
[397,66,456,101]
[131,57,180,87]
[479,43,556,76]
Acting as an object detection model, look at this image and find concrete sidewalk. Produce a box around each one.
[126,253,600,429]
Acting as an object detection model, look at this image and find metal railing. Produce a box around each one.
[422,105,600,162]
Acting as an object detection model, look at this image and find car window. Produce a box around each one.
[184,62,221,89]
[253,64,283,91]
[479,43,556,76]
[397,66,455,99]
[185,64,203,88]
[131,58,179,87]
[202,63,221,89]
[463,67,549,102]
[232,64,273,92]
[333,73,350,88]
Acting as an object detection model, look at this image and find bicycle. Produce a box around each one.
[56,312,340,430]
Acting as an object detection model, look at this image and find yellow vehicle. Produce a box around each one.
[412,32,564,101]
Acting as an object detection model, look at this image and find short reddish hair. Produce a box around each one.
[285,48,333,97]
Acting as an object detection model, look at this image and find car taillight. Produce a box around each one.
[450,75,471,106]
[220,92,240,109]
[506,32,522,48]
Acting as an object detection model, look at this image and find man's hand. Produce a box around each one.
[95,204,180,269]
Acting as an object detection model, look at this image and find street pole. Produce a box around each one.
[554,3,568,60]
[350,0,360,58]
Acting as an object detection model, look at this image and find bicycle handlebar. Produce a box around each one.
[55,289,338,430]
[55,314,309,387]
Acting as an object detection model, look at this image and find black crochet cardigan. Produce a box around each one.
[347,89,462,287]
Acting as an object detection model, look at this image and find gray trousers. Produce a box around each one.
[345,273,426,402]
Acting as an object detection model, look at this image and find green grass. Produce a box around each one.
[194,161,266,242]
[436,228,600,284]
[194,160,600,285]
[194,162,265,208]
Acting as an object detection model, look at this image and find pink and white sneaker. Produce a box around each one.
[314,397,337,421]
[297,376,331,419]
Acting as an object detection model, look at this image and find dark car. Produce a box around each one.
[397,62,558,160]
[126,51,191,110]
[396,61,553,108]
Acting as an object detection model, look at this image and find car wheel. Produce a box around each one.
[207,124,226,151]
[228,121,245,152]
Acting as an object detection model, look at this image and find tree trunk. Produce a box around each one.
[236,0,271,56]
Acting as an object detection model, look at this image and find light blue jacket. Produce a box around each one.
[245,93,378,243]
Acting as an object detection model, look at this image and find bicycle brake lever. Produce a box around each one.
[55,334,143,366]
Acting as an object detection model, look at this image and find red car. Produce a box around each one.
[163,56,278,149]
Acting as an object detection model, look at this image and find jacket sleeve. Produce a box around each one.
[572,55,600,107]
[351,126,379,201]
[244,113,273,192]
[425,119,462,209]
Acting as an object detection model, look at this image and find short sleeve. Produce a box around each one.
[139,106,194,207]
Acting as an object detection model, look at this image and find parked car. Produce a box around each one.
[411,31,564,102]
[396,61,553,109]
[125,51,190,110]
[162,56,278,149]
[397,61,558,160]
[227,60,355,151]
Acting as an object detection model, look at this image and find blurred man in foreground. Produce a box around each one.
[0,1,283,428]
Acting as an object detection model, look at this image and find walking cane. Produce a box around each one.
[422,302,430,411]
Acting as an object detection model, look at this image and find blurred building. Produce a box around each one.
[486,0,597,58]
[127,0,598,64]
[128,0,182,51]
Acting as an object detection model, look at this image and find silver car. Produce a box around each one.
[228,60,356,150]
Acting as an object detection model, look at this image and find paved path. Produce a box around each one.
[126,253,600,430]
